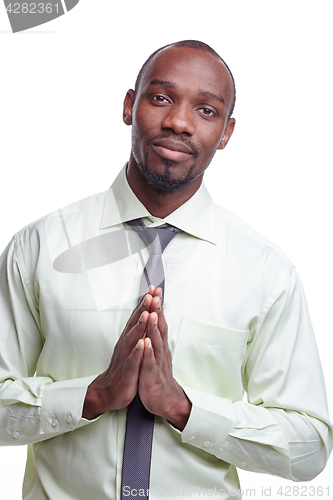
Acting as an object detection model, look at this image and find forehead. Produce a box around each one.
[139,46,233,106]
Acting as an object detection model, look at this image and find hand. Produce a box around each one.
[82,286,192,430]
[138,292,192,431]
[82,290,154,420]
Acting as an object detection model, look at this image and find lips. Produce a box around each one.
[152,138,194,162]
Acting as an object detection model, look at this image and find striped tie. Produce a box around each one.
[121,219,181,500]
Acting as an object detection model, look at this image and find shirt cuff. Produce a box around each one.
[41,375,99,435]
[180,385,236,453]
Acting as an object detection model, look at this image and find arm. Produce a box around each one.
[132,275,332,480]
[179,267,332,480]
[0,238,101,446]
[0,234,153,444]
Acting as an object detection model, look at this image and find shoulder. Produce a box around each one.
[11,191,108,273]
[14,190,108,242]
[213,202,295,274]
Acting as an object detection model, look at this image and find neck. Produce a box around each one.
[126,157,202,219]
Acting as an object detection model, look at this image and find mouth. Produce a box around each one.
[152,139,194,162]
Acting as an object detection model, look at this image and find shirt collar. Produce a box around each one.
[100,164,216,244]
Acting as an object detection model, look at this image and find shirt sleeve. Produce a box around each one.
[180,266,333,481]
[0,238,98,446]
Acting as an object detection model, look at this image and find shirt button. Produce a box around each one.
[188,435,197,442]
[240,461,248,467]
[52,419,59,428]
[66,414,73,424]
[203,440,212,447]
[12,431,20,439]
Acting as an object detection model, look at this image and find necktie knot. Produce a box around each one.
[126,218,181,302]
[127,219,180,253]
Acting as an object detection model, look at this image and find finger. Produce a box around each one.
[150,296,168,342]
[125,338,144,371]
[124,311,149,351]
[150,295,163,311]
[141,336,155,380]
[147,285,156,296]
[152,286,162,299]
[121,339,144,394]
[146,312,163,364]
[145,336,152,350]
[125,293,153,332]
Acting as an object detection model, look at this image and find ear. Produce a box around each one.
[217,118,236,150]
[123,89,135,125]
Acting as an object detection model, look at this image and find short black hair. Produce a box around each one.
[134,40,236,118]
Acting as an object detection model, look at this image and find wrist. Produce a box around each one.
[167,390,192,431]
[82,376,107,420]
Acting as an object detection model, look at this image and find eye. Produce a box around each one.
[198,107,217,117]
[150,95,170,104]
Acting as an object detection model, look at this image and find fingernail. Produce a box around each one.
[135,340,141,349]
[153,315,158,325]
[146,337,152,348]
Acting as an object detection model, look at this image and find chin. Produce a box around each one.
[139,160,196,193]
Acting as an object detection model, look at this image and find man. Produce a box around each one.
[0,40,332,500]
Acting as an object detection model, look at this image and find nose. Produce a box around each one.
[161,104,195,136]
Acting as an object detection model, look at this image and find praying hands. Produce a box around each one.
[82,285,191,430]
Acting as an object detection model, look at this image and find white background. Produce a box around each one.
[0,1,332,498]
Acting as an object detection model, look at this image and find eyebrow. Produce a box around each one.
[149,79,225,105]
[198,90,225,105]
[149,79,176,88]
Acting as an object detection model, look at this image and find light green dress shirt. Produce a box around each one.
[0,165,332,499]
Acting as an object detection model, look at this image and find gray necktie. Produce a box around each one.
[121,219,180,500]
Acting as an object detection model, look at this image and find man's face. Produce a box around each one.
[124,46,235,193]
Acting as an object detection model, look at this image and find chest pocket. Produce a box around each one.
[173,317,249,402]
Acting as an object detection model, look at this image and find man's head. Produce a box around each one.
[134,40,236,120]
[124,40,236,198]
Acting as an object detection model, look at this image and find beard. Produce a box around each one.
[137,157,197,193]
[133,133,200,193]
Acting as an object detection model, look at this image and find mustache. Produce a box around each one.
[147,133,199,157]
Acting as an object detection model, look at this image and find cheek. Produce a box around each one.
[132,118,153,148]
[198,138,221,162]
[131,118,146,149]
[197,126,224,153]
[133,103,156,130]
